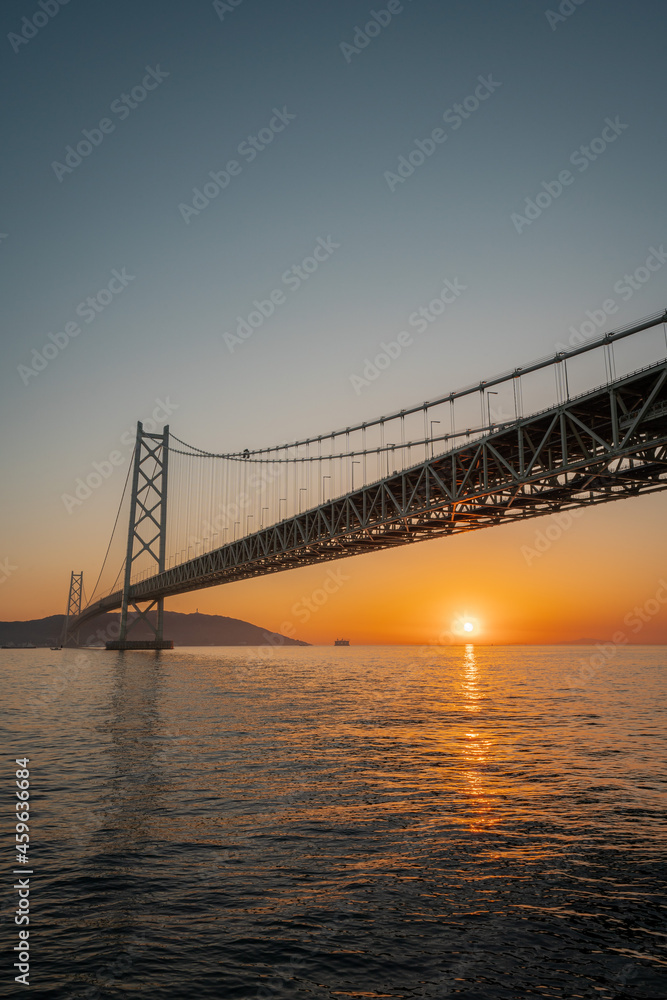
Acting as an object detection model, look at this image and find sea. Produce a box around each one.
[2,644,666,999]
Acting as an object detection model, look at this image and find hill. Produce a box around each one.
[0,611,308,647]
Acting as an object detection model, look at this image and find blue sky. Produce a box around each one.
[2,0,667,629]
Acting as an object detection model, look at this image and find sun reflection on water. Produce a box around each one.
[462,642,480,712]
[460,644,496,830]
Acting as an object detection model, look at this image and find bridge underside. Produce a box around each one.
[73,360,667,629]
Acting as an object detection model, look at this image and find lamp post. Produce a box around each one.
[429,420,440,458]
[486,391,498,429]
[386,444,395,477]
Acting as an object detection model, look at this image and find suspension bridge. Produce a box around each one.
[63,309,667,648]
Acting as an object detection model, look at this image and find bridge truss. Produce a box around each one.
[69,318,667,639]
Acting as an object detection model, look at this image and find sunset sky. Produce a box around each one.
[2,0,667,644]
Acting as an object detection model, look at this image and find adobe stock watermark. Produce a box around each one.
[555,245,667,351]
[79,929,147,1000]
[51,67,170,181]
[18,268,135,386]
[566,578,667,690]
[70,778,131,847]
[384,75,501,192]
[8,0,71,54]
[178,107,296,224]
[339,0,414,63]
[223,237,340,353]
[213,0,245,20]
[0,557,18,584]
[251,915,349,999]
[511,116,628,233]
[521,508,585,565]
[29,645,107,713]
[29,609,162,713]
[241,565,351,668]
[349,276,468,394]
[61,397,178,514]
[417,925,504,998]
[181,461,283,556]
[289,566,350,625]
[545,0,587,31]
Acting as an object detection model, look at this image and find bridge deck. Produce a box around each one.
[73,359,667,629]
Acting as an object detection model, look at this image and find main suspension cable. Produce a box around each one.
[84,445,136,608]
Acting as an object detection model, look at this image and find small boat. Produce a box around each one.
[334,638,350,646]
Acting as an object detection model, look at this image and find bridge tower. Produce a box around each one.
[106,421,173,650]
[62,570,83,646]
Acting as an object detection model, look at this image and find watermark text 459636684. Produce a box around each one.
[14,758,32,987]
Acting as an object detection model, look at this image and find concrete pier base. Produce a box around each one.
[106,640,174,650]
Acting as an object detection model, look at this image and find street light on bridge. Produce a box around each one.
[430,420,440,458]
[486,391,498,429]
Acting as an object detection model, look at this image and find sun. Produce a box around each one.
[450,615,481,639]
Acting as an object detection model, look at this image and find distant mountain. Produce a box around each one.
[0,611,309,647]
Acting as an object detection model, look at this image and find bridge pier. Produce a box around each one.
[106,639,174,650]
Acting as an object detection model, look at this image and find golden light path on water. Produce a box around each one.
[461,643,496,832]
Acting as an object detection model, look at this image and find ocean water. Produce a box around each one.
[2,644,666,999]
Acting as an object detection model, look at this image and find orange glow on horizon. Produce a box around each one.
[2,492,667,646]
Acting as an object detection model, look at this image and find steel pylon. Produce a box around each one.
[108,421,173,650]
[62,570,83,646]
